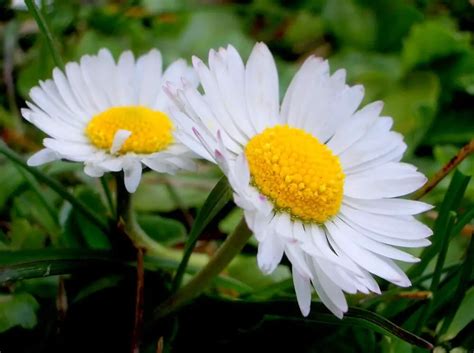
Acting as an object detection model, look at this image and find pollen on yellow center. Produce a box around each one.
[245,125,345,224]
[85,106,174,154]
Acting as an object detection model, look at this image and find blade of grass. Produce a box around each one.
[24,0,64,69]
[194,297,433,350]
[0,249,125,283]
[0,142,109,232]
[409,170,470,278]
[263,313,433,349]
[361,263,461,308]
[414,212,456,334]
[171,176,232,292]
[438,235,474,336]
[450,206,474,239]
[0,249,251,293]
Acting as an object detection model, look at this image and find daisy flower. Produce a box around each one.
[23,49,197,192]
[166,43,433,318]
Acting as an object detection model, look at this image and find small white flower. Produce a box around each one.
[167,43,433,318]
[23,49,198,192]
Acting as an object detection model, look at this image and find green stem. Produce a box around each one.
[114,174,208,264]
[171,176,232,293]
[24,0,64,69]
[153,217,252,320]
[101,176,115,218]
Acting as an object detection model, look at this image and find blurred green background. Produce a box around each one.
[0,0,473,352]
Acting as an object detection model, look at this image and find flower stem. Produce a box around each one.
[414,139,474,200]
[153,217,252,320]
[115,174,170,258]
[24,0,64,69]
[131,247,144,353]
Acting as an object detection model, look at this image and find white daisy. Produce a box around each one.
[166,43,433,318]
[22,49,198,192]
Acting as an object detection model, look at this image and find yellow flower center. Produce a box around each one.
[245,125,345,223]
[85,106,174,154]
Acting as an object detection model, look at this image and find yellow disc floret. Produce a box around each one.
[85,106,174,154]
[245,125,344,223]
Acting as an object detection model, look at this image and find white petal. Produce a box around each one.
[327,101,383,155]
[281,57,329,127]
[80,55,110,111]
[311,259,348,313]
[245,42,280,132]
[116,51,136,105]
[123,159,142,193]
[52,68,90,123]
[340,204,432,239]
[27,148,59,166]
[155,59,193,109]
[344,162,427,199]
[22,105,85,142]
[257,236,284,274]
[340,216,432,248]
[84,163,105,177]
[43,138,97,158]
[325,220,414,285]
[343,197,433,216]
[136,49,163,106]
[309,258,346,318]
[333,217,420,263]
[189,56,247,146]
[292,267,312,317]
[110,129,132,154]
[285,242,313,279]
[64,62,97,116]
[339,132,404,171]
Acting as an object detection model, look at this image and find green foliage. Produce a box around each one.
[0,0,473,352]
[0,292,39,332]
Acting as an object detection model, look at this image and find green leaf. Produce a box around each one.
[409,170,471,278]
[5,219,47,250]
[330,50,402,103]
[137,214,187,246]
[0,160,24,212]
[402,19,471,71]
[134,173,217,213]
[171,176,232,291]
[282,11,324,54]
[372,0,423,52]
[218,208,243,234]
[425,110,474,146]
[157,10,254,62]
[11,190,60,240]
[322,0,376,49]
[0,292,39,332]
[227,256,291,290]
[439,285,474,342]
[382,72,440,153]
[0,142,109,232]
[72,186,111,249]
